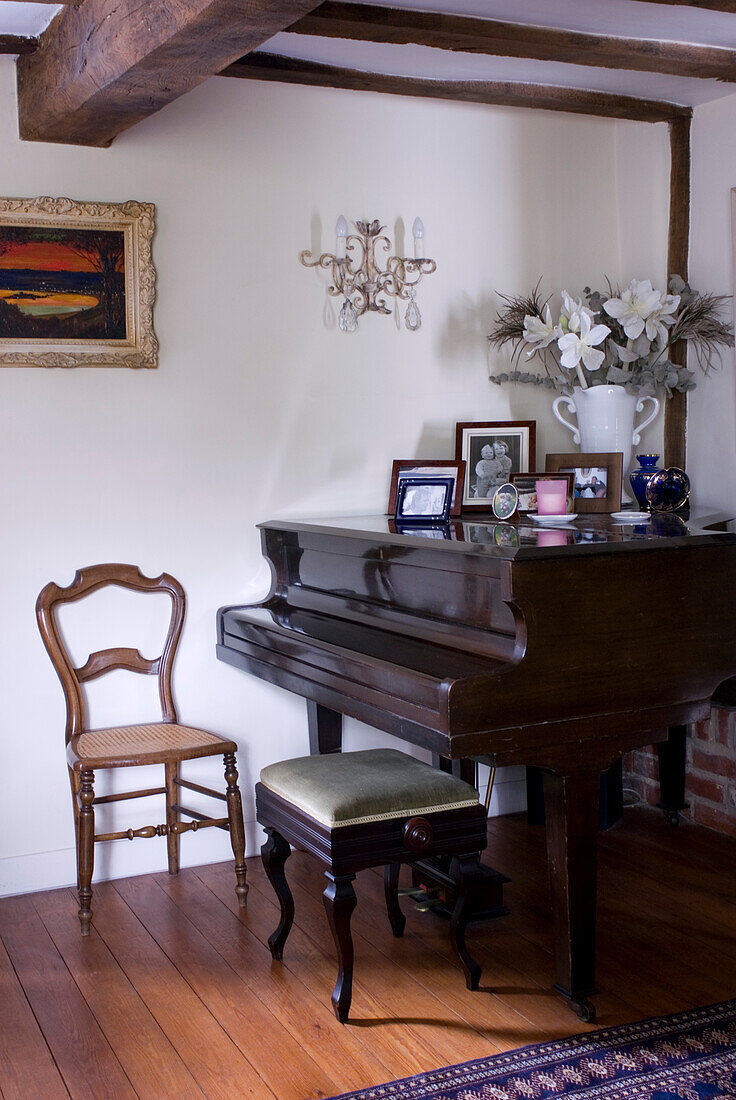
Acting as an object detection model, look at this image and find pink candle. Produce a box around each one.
[536,479,568,516]
[537,528,568,547]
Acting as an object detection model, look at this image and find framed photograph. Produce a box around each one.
[545,452,624,513]
[395,476,454,524]
[491,482,518,521]
[0,196,157,368]
[511,471,575,515]
[388,459,466,518]
[455,421,536,510]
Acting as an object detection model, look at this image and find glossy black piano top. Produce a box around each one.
[257,509,736,560]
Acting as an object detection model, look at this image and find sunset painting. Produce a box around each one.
[0,225,127,341]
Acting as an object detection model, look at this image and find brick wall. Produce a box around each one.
[623,707,736,838]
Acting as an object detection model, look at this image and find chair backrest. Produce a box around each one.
[36,564,185,742]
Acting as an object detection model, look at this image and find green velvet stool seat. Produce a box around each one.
[256,747,488,1023]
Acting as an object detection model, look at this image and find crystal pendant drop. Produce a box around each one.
[339,298,358,333]
[405,293,421,331]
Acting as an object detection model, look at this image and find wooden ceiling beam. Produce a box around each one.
[287,2,736,82]
[224,52,692,123]
[16,0,323,148]
[624,0,736,10]
[0,36,36,55]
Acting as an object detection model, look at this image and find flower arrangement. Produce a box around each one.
[489,276,733,396]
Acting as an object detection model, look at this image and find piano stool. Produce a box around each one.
[255,748,489,1023]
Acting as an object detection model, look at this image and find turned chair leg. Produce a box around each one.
[224,752,248,906]
[165,762,180,875]
[323,872,357,1023]
[68,766,81,890]
[449,853,483,991]
[384,863,406,937]
[77,768,95,936]
[262,828,294,959]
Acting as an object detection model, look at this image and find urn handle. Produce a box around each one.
[632,395,660,446]
[552,395,580,445]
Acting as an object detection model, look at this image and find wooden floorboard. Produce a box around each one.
[0,806,735,1099]
[0,896,135,1099]
[0,935,69,1100]
[32,889,204,1100]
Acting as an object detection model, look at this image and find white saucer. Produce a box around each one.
[611,511,650,522]
[530,513,578,525]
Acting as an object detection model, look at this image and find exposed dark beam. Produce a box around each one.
[625,0,736,10]
[664,117,691,470]
[288,2,736,82]
[16,0,323,148]
[224,53,692,123]
[0,36,36,55]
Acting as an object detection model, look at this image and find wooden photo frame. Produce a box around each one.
[455,421,536,510]
[388,459,466,517]
[511,471,575,515]
[545,452,624,513]
[0,196,157,368]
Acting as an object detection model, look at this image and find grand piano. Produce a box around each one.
[217,509,736,1021]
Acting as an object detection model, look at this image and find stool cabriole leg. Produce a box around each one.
[323,872,357,1023]
[262,827,294,958]
[449,853,483,990]
[383,863,405,937]
[224,753,248,906]
[77,768,95,936]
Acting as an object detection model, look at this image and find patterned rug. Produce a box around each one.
[327,999,736,1099]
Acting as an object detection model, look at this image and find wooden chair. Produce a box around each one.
[36,563,248,935]
[256,747,487,1022]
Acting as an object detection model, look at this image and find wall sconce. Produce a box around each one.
[300,216,437,332]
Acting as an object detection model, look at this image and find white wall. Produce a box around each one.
[687,92,736,508]
[0,59,668,895]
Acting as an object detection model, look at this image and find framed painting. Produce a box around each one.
[387,459,466,518]
[545,452,624,513]
[454,420,536,510]
[0,196,157,368]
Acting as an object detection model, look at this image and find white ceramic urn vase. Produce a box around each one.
[552,385,660,505]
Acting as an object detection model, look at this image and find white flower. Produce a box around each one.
[644,292,680,346]
[523,305,560,352]
[560,291,595,334]
[557,311,610,372]
[603,279,662,340]
[613,342,640,364]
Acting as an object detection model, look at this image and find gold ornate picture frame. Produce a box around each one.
[0,196,157,368]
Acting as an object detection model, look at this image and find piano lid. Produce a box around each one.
[257,509,736,561]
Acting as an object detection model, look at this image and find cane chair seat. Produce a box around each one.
[69,723,237,770]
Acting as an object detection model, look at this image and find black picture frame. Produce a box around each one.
[394,476,454,524]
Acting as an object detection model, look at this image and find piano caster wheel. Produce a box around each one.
[664,809,680,827]
[572,998,596,1023]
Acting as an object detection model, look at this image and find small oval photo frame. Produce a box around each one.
[491,482,518,521]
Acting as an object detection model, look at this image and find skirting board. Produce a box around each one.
[0,776,527,898]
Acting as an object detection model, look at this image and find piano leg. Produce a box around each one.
[543,769,599,1023]
[657,725,688,826]
[307,701,343,754]
[434,753,476,785]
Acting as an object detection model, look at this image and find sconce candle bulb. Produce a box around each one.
[335,214,348,259]
[412,217,424,259]
[301,216,436,333]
